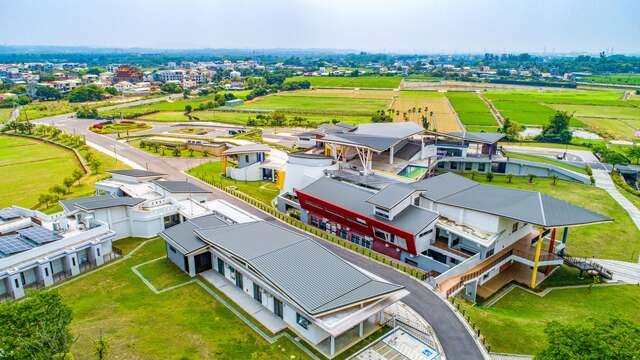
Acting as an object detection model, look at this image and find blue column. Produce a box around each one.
[560,227,569,256]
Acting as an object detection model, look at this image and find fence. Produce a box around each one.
[198,176,429,281]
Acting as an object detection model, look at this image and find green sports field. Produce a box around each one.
[0,135,83,208]
[285,75,402,88]
[446,92,498,126]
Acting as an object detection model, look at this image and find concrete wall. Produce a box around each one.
[166,242,187,272]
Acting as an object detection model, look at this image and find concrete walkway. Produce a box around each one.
[589,258,640,284]
[199,270,287,333]
[592,169,640,230]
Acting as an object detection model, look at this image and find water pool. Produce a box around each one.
[397,164,428,179]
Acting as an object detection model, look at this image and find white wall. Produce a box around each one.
[227,162,262,181]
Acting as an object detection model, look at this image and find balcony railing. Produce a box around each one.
[512,249,562,263]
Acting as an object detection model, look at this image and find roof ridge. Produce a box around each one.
[538,192,547,227]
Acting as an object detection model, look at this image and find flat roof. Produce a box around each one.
[60,195,145,211]
[194,221,405,315]
[366,183,416,209]
[222,143,270,155]
[106,169,166,177]
[153,180,211,194]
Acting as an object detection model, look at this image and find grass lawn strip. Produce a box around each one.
[503,151,588,175]
[133,257,194,293]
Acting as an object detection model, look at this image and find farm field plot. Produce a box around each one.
[281,88,396,100]
[458,285,640,355]
[582,74,640,86]
[0,108,12,122]
[446,92,497,126]
[547,103,640,140]
[99,96,212,118]
[0,135,82,208]
[285,75,402,88]
[392,91,462,132]
[18,99,118,121]
[191,110,371,126]
[238,92,388,116]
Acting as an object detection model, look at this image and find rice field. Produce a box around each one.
[238,92,388,116]
[284,76,402,88]
[446,92,497,126]
[391,91,463,132]
[280,88,396,100]
[189,110,371,126]
[547,103,640,140]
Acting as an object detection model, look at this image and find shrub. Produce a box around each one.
[485,172,494,182]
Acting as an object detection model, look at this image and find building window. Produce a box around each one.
[465,162,473,171]
[485,248,495,258]
[437,162,445,168]
[374,207,390,220]
[45,267,49,277]
[253,283,262,303]
[14,279,19,288]
[405,258,418,267]
[373,228,407,249]
[450,162,458,170]
[296,313,311,330]
[274,298,284,319]
[355,218,367,225]
[245,155,250,163]
[373,228,390,241]
[72,258,76,267]
[478,163,486,172]
[512,222,519,233]
[96,248,101,257]
[169,245,177,253]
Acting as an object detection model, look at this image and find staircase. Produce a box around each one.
[562,254,614,280]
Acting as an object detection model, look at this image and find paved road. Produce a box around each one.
[37,113,486,360]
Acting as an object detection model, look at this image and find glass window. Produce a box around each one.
[419,229,433,238]
[478,163,486,172]
[512,222,519,233]
[373,228,389,241]
[450,162,458,170]
[296,313,310,330]
[465,162,473,171]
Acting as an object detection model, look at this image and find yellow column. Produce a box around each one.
[530,228,544,288]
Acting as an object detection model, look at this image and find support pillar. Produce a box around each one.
[65,253,80,276]
[359,321,364,337]
[389,145,394,165]
[560,227,569,256]
[91,244,104,267]
[530,228,544,288]
[187,255,196,277]
[330,336,335,356]
[420,137,425,160]
[8,274,25,299]
[38,263,54,287]
[545,228,557,275]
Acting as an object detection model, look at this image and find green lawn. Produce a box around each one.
[18,99,117,121]
[129,139,217,158]
[0,108,13,123]
[56,238,312,360]
[239,93,388,116]
[504,151,588,174]
[285,76,402,88]
[446,92,497,126]
[99,96,212,118]
[137,258,192,290]
[465,125,500,132]
[188,161,280,205]
[0,135,83,208]
[466,174,640,261]
[458,285,640,355]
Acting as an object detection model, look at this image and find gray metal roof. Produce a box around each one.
[153,181,211,193]
[299,177,438,234]
[159,214,228,254]
[426,173,612,227]
[411,172,478,201]
[320,122,424,152]
[60,195,144,211]
[222,143,270,155]
[322,133,399,152]
[366,183,416,209]
[354,122,423,138]
[194,221,404,315]
[107,169,166,177]
[288,153,333,160]
[446,132,506,144]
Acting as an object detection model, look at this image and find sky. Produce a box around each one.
[1,0,639,54]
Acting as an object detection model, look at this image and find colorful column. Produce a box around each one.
[545,228,557,275]
[530,228,544,288]
[559,227,569,256]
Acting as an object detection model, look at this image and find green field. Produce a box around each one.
[484,90,639,128]
[582,74,640,86]
[285,76,402,88]
[99,97,212,118]
[188,161,280,205]
[0,135,83,208]
[458,284,640,355]
[465,174,640,261]
[446,92,497,126]
[239,93,388,116]
[504,151,588,174]
[465,125,500,132]
[18,99,119,121]
[547,103,640,140]
[58,237,312,360]
[0,108,13,123]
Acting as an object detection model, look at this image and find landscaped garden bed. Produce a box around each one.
[90,120,152,134]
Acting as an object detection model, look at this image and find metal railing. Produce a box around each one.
[562,254,613,279]
[512,249,562,263]
[445,250,514,297]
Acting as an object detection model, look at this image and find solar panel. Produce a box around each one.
[0,235,33,255]
[17,225,62,244]
[0,208,21,221]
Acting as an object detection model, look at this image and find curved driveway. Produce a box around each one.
[37,113,486,360]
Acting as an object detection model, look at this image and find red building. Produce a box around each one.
[296,177,437,260]
[113,65,143,83]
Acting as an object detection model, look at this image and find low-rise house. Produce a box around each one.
[160,220,408,358]
[222,144,275,181]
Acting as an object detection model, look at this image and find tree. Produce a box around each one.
[35,86,62,100]
[536,318,640,360]
[184,105,193,113]
[76,107,98,119]
[160,83,183,94]
[87,67,102,76]
[371,110,392,123]
[89,159,101,174]
[485,172,494,182]
[94,331,109,360]
[536,111,573,144]
[63,177,75,189]
[271,111,287,128]
[67,85,106,103]
[17,95,31,105]
[0,292,73,359]
[500,117,522,140]
[72,169,84,181]
[528,174,537,184]
[38,193,53,207]
[551,174,559,185]
[626,146,640,165]
[506,173,513,183]
[104,86,118,96]
[50,184,67,197]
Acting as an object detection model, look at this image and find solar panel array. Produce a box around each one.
[0,208,21,221]
[0,235,34,255]
[17,225,62,244]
